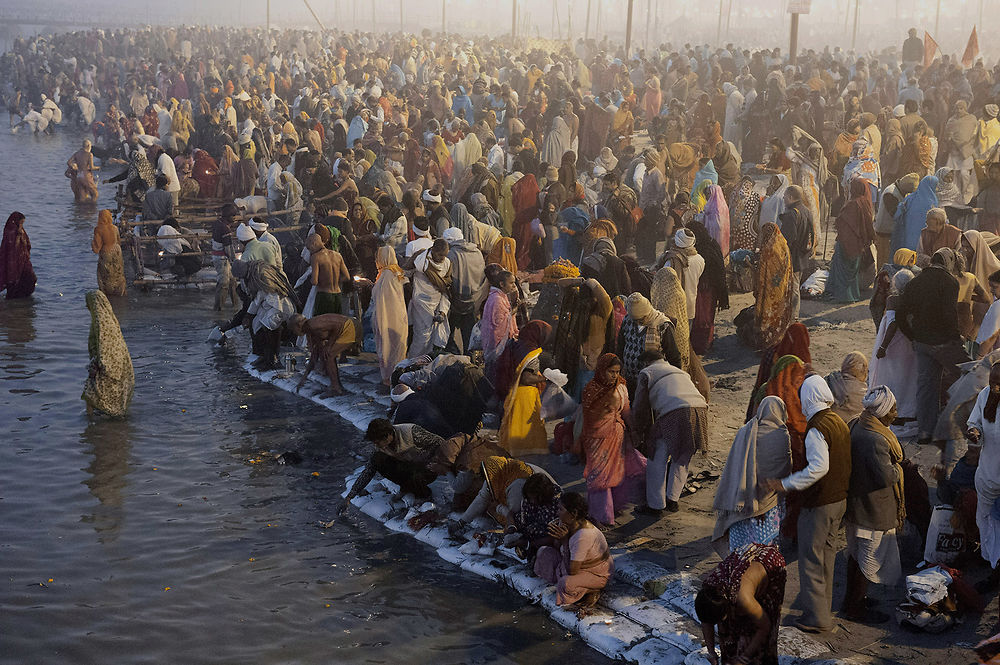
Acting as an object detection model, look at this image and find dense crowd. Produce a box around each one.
[6,22,1000,664]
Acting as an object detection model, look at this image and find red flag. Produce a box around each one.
[963,26,980,68]
[924,31,939,68]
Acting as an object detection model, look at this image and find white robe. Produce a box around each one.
[868,310,918,419]
[407,255,451,357]
[968,386,1000,567]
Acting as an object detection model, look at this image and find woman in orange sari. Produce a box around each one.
[753,354,808,537]
[580,353,647,525]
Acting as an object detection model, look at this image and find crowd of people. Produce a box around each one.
[7,21,1000,664]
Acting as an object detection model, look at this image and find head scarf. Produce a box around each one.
[964,230,1000,290]
[893,248,917,267]
[896,173,920,195]
[799,373,835,419]
[862,385,896,418]
[581,353,625,411]
[934,167,963,207]
[674,227,696,248]
[760,174,789,226]
[650,266,690,369]
[450,202,476,242]
[932,246,957,273]
[701,184,731,256]
[713,395,790,516]
[376,245,405,281]
[841,351,869,381]
[626,292,670,329]
[236,223,256,242]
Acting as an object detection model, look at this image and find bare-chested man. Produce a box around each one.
[289,313,357,397]
[307,232,349,315]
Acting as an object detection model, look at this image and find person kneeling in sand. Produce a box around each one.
[289,313,356,397]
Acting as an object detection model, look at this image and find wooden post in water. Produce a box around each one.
[442,0,446,34]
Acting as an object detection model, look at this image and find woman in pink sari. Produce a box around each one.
[534,492,614,614]
[699,184,731,256]
[580,353,647,525]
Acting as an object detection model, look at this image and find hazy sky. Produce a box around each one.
[3,0,994,58]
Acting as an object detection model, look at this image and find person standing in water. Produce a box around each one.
[92,209,127,296]
[67,139,100,203]
[82,290,135,418]
[0,212,36,299]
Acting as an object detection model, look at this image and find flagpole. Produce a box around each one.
[935,0,940,36]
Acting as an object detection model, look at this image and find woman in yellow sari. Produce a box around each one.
[736,223,796,351]
[499,347,549,456]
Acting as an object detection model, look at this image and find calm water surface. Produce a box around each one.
[0,127,608,664]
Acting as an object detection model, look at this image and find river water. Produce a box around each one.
[0,127,608,664]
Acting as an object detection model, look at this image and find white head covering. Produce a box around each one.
[799,374,835,419]
[543,368,569,388]
[249,219,268,232]
[422,189,442,203]
[442,227,463,241]
[674,228,696,249]
[892,104,906,118]
[236,223,256,242]
[413,225,430,238]
[391,384,414,403]
[862,385,897,418]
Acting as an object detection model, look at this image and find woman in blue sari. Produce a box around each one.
[891,174,938,253]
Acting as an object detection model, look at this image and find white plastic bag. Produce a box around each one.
[922,505,966,565]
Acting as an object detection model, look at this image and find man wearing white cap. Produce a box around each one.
[662,228,705,320]
[249,218,282,266]
[405,218,433,259]
[423,187,449,238]
[238,222,280,268]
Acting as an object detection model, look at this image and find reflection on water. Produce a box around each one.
[0,126,608,663]
[80,419,132,542]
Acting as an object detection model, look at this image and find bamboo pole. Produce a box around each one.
[121,208,304,227]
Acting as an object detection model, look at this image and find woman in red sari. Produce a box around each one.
[0,212,36,299]
[580,353,647,525]
[512,173,540,270]
[192,149,220,199]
